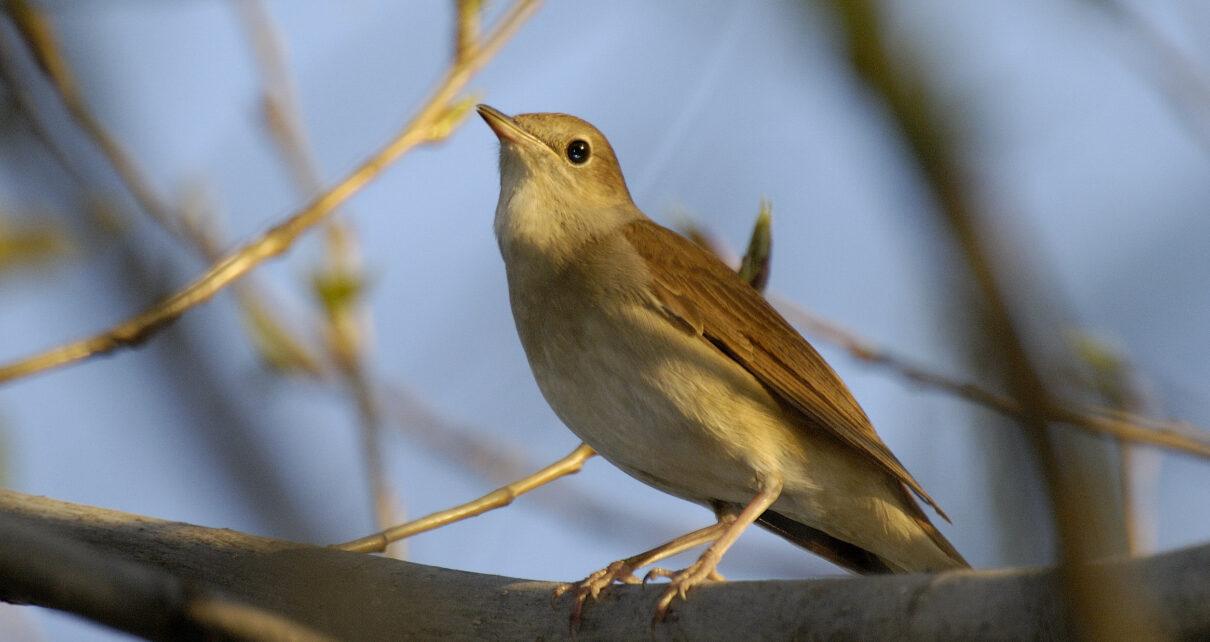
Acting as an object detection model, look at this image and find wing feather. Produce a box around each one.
[621,219,949,522]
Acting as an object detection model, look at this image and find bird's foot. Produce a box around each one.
[645,555,726,622]
[552,559,643,625]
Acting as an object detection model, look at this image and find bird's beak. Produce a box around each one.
[477,104,541,149]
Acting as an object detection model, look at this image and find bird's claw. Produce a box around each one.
[552,559,642,626]
[649,558,725,623]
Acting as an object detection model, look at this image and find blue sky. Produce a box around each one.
[1,1,1208,639]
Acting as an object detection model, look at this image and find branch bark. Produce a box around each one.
[1,489,1205,640]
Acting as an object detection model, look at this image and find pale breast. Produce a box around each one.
[507,252,806,505]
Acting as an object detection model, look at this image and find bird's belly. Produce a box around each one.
[525,302,805,505]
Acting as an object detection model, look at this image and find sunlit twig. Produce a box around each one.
[0,0,542,385]
[337,443,596,553]
[2,0,324,376]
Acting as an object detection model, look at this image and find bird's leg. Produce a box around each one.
[650,477,784,623]
[553,519,734,625]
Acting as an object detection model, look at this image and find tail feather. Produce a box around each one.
[892,483,969,569]
[756,510,895,574]
[755,486,969,574]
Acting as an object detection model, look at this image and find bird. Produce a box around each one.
[476,104,968,623]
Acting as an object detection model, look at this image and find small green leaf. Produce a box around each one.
[312,269,365,317]
[738,199,772,292]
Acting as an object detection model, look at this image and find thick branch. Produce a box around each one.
[1,490,1206,640]
[0,506,331,641]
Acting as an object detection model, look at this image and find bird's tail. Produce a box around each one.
[756,509,897,574]
[756,484,968,575]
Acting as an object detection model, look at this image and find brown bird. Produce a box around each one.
[477,104,968,623]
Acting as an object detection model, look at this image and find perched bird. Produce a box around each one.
[477,104,967,622]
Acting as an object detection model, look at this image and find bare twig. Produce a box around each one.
[0,0,542,385]
[234,0,400,549]
[343,361,401,554]
[1089,0,1210,155]
[455,0,484,64]
[1071,333,1164,555]
[773,298,1210,459]
[336,443,596,553]
[1,0,324,376]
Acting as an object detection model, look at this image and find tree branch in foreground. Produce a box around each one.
[1,489,1206,640]
[0,502,331,641]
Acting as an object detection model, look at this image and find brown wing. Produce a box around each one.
[621,219,949,521]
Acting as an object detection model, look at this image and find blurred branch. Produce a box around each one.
[342,360,400,553]
[0,215,68,274]
[455,0,484,64]
[234,0,400,549]
[1088,0,1210,154]
[774,298,1210,459]
[1071,333,1163,555]
[9,0,185,236]
[0,12,334,542]
[693,202,1210,461]
[234,0,325,197]
[0,0,324,376]
[88,200,330,541]
[4,489,1207,639]
[0,507,332,642]
[832,1,1149,638]
[0,0,542,385]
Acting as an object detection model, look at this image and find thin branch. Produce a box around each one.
[1070,333,1165,556]
[0,0,542,385]
[0,1,324,376]
[1,489,1204,640]
[234,0,400,549]
[234,0,326,195]
[455,0,484,63]
[773,298,1210,459]
[337,443,596,553]
[1089,0,1210,155]
[342,362,402,554]
[380,386,792,569]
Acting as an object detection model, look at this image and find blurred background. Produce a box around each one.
[0,1,1208,639]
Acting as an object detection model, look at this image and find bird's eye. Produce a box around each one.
[566,139,590,164]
